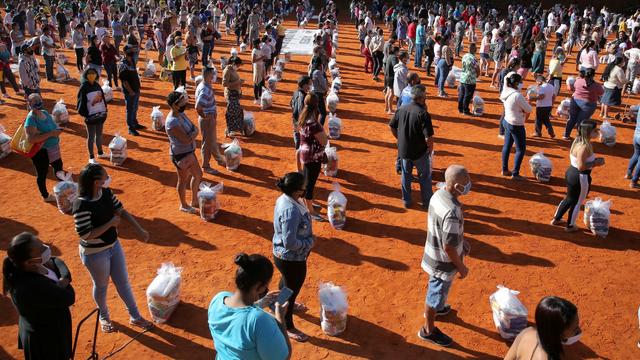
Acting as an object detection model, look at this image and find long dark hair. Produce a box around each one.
[298,93,319,127]
[233,253,273,292]
[276,172,305,197]
[78,163,105,199]
[3,232,37,295]
[535,296,578,360]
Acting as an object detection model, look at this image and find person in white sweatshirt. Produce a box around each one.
[500,72,532,180]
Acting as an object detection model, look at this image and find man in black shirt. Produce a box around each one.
[118,44,144,135]
[388,84,435,208]
[290,75,311,150]
[55,7,68,40]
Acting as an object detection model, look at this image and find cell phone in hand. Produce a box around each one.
[276,287,293,305]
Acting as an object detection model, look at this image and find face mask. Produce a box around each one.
[34,245,52,265]
[32,101,44,110]
[178,104,187,113]
[87,74,97,82]
[562,331,582,345]
[102,175,112,188]
[456,181,472,195]
[176,41,183,47]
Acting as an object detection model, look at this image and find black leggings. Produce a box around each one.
[554,166,591,227]
[254,80,265,100]
[303,161,321,200]
[172,70,187,89]
[75,48,84,72]
[31,148,64,199]
[372,50,384,77]
[274,257,307,329]
[85,121,104,159]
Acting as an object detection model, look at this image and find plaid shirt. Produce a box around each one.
[195,82,217,116]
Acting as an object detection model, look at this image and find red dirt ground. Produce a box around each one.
[1,19,639,360]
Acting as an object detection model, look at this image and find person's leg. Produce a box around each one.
[125,95,135,131]
[189,161,203,206]
[0,78,6,95]
[534,107,543,136]
[426,54,433,75]
[4,67,20,93]
[567,173,590,228]
[199,116,212,168]
[423,276,453,336]
[80,248,113,322]
[414,43,423,67]
[202,43,210,67]
[541,107,554,136]
[414,152,433,206]
[173,71,180,89]
[554,168,578,222]
[438,63,450,94]
[274,257,307,330]
[180,70,187,88]
[632,138,640,183]
[511,125,526,176]
[132,93,140,127]
[501,123,515,173]
[75,48,83,72]
[31,148,51,199]
[107,241,143,320]
[564,98,580,138]
[95,121,104,155]
[45,55,55,80]
[86,123,97,159]
[176,164,191,208]
[462,83,474,113]
[580,102,597,125]
[456,84,464,113]
[400,158,414,206]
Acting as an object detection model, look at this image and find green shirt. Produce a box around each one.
[460,53,478,85]
[24,111,59,149]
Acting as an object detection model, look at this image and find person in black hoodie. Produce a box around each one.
[85,35,103,78]
[3,232,75,360]
[77,67,108,164]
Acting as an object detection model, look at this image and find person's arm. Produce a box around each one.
[167,122,194,144]
[278,208,306,251]
[315,128,328,147]
[423,112,435,153]
[25,120,61,143]
[116,208,149,242]
[389,112,399,138]
[16,274,75,309]
[255,312,291,360]
[441,214,468,278]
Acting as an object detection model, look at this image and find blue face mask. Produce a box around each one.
[457,181,472,195]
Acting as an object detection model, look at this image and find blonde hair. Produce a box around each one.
[570,123,594,156]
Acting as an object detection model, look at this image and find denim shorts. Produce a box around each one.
[426,276,453,311]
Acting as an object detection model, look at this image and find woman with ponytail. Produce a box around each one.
[505,296,582,360]
[208,253,291,359]
[564,68,604,139]
[3,232,75,360]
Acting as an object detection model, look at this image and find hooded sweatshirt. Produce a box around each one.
[500,72,531,126]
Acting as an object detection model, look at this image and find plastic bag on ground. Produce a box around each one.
[52,99,70,125]
[101,80,113,102]
[328,114,342,139]
[53,171,78,214]
[267,75,278,92]
[109,133,127,165]
[446,71,456,88]
[326,91,339,114]
[330,68,340,81]
[566,76,576,90]
[276,59,286,72]
[222,138,242,171]
[284,51,291,62]
[318,282,348,336]
[323,143,338,177]
[230,48,238,57]
[472,94,484,115]
[219,56,228,71]
[599,120,616,147]
[332,77,342,93]
[146,263,183,323]
[632,78,640,94]
[198,182,223,221]
[243,112,255,136]
[261,88,273,110]
[584,198,611,237]
[151,106,165,131]
[0,125,11,159]
[56,63,71,82]
[143,60,157,78]
[274,67,283,81]
[328,182,347,230]
[529,152,552,182]
[631,105,639,119]
[239,43,248,52]
[328,58,337,70]
[490,285,528,340]
[556,98,570,117]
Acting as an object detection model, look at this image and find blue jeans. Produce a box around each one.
[457,83,476,113]
[426,276,453,311]
[44,55,55,80]
[124,93,140,130]
[80,240,142,322]
[414,43,424,67]
[565,98,597,138]
[401,151,432,206]
[435,59,450,94]
[627,136,640,183]
[202,42,212,67]
[502,122,526,176]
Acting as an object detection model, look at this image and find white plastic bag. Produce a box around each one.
[53,171,78,214]
[328,114,342,139]
[330,68,340,80]
[328,58,337,70]
[318,282,348,336]
[632,78,640,95]
[472,94,484,115]
[101,80,113,102]
[328,182,347,229]
[143,60,157,78]
[0,125,11,159]
[267,75,278,92]
[109,132,127,165]
[490,285,528,340]
[323,143,338,177]
[566,76,576,90]
[260,88,273,110]
[529,152,552,182]
[631,105,639,119]
[331,77,342,93]
[276,59,286,72]
[239,43,248,52]
[56,63,71,82]
[146,263,183,323]
[556,98,570,117]
[584,197,611,237]
[151,106,165,131]
[274,67,283,81]
[446,71,456,88]
[52,99,70,125]
[599,120,616,147]
[526,85,538,100]
[219,56,228,71]
[222,138,242,171]
[326,91,339,114]
[230,47,238,57]
[243,112,255,136]
[198,181,223,221]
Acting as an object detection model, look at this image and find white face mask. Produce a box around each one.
[102,175,112,188]
[562,331,582,345]
[176,41,183,47]
[35,245,52,265]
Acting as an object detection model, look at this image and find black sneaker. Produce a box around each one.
[135,124,147,130]
[417,326,453,347]
[128,129,140,136]
[436,304,451,316]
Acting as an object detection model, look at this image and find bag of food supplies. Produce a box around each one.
[57,53,68,65]
[243,112,255,136]
[328,58,338,70]
[326,91,339,114]
[230,47,238,57]
[151,106,165,131]
[328,114,342,139]
[556,98,570,117]
[490,285,528,340]
[446,71,456,88]
[584,197,611,237]
[472,94,484,115]
[330,68,340,81]
[198,182,223,221]
[52,99,70,125]
[566,76,576,90]
[267,75,278,92]
[331,77,342,93]
[101,80,113,102]
[219,56,228,71]
[323,143,338,177]
[56,62,71,82]
[529,152,552,182]
[526,85,538,100]
[318,282,348,336]
[53,171,78,214]
[109,133,127,165]
[146,262,183,323]
[328,182,347,230]
[143,60,156,78]
[0,125,11,160]
[632,78,640,95]
[631,105,639,119]
[223,138,242,171]
[239,43,248,52]
[276,59,286,71]
[274,67,283,81]
[599,120,616,147]
[260,88,273,110]
[284,51,291,62]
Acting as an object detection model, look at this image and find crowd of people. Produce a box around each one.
[1,0,639,359]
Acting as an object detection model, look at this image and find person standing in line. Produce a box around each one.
[398,72,421,108]
[39,25,57,82]
[388,84,435,208]
[251,38,265,105]
[72,24,86,72]
[310,56,328,126]
[414,19,426,68]
[118,44,144,136]
[393,51,410,108]
[626,111,640,189]
[77,68,109,164]
[457,43,479,115]
[369,27,385,81]
[85,35,104,78]
[195,67,225,175]
[290,75,311,151]
[435,36,453,97]
[532,75,556,138]
[100,35,119,89]
[417,164,471,347]
[170,33,188,90]
[222,56,245,136]
[0,42,23,100]
[384,46,400,114]
[500,72,532,180]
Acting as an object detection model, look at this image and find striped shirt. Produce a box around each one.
[195,82,217,115]
[421,189,465,281]
[72,188,123,256]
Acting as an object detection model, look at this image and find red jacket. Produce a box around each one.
[407,23,417,39]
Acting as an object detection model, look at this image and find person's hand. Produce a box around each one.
[57,278,70,288]
[458,264,469,279]
[463,240,470,255]
[110,215,121,228]
[138,229,150,242]
[274,301,289,326]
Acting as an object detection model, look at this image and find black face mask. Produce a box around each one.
[178,104,187,113]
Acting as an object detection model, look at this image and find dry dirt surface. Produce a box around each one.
[1,18,640,360]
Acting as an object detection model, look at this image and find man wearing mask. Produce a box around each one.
[418,164,471,347]
[201,21,216,67]
[195,67,224,174]
[18,42,41,98]
[118,44,144,136]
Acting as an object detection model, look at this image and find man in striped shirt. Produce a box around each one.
[195,66,223,174]
[418,165,471,347]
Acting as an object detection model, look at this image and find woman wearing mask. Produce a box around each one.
[531,36,547,78]
[518,40,534,81]
[626,111,640,189]
[165,91,202,213]
[24,93,65,202]
[99,35,119,89]
[85,35,103,77]
[72,163,152,333]
[72,24,86,72]
[222,56,245,136]
[552,122,604,231]
[208,253,291,359]
[273,172,314,342]
[77,68,109,164]
[3,232,75,360]
[170,34,188,90]
[600,56,627,119]
[564,68,604,139]
[298,94,328,221]
[251,38,265,105]
[500,72,532,180]
[505,296,582,359]
[435,36,453,97]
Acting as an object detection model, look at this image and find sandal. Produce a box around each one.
[293,302,308,313]
[287,328,309,342]
[100,320,117,333]
[130,317,154,330]
[179,206,197,214]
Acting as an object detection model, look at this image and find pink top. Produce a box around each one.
[579,49,599,70]
[572,78,604,103]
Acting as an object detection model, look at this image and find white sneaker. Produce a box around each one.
[89,158,99,164]
[97,153,110,159]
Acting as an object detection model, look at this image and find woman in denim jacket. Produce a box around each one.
[272,172,314,343]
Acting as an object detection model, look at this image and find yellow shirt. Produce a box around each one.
[619,21,627,33]
[548,59,562,78]
[171,45,188,71]
[276,24,286,37]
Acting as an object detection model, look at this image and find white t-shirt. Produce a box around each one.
[40,34,55,56]
[95,27,108,40]
[556,24,568,35]
[536,83,555,108]
[547,13,557,27]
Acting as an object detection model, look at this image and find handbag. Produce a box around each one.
[11,123,43,158]
[85,111,107,125]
